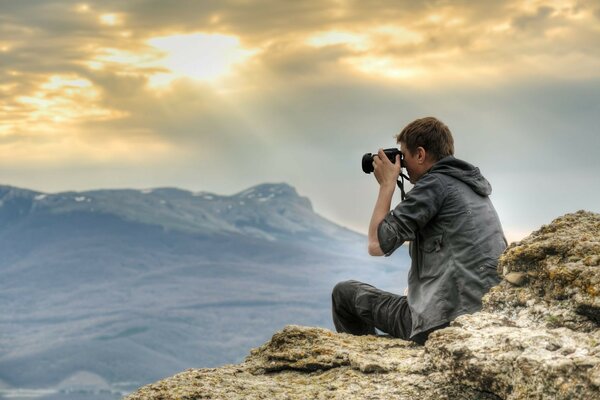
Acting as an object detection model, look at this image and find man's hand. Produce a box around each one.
[372,148,401,188]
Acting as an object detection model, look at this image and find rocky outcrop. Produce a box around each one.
[125,211,600,400]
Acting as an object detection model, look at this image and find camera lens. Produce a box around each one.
[362,153,375,174]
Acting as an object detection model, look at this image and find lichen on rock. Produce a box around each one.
[489,210,600,331]
[125,211,600,400]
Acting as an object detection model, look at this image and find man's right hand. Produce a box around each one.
[372,148,401,188]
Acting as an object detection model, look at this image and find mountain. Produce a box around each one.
[0,182,357,241]
[0,183,409,399]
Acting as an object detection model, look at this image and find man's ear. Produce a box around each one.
[416,147,427,164]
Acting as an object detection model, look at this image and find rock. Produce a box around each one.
[489,211,600,332]
[427,314,600,399]
[125,211,600,400]
[504,272,527,286]
[124,326,499,400]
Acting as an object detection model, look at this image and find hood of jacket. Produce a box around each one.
[428,156,492,196]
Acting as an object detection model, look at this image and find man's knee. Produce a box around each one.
[332,280,361,303]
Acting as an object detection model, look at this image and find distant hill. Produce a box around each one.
[0,183,409,399]
[0,182,361,241]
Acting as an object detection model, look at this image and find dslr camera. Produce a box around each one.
[362,148,405,174]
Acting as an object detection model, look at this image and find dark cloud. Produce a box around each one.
[511,6,555,31]
[243,42,351,84]
[0,1,542,46]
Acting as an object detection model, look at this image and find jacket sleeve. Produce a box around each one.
[377,173,447,256]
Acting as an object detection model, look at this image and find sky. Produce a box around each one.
[1,0,599,242]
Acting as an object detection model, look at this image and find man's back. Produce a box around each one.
[396,156,507,336]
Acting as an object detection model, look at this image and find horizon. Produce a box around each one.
[1,179,583,244]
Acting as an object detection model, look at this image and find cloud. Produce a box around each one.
[0,0,599,239]
[511,5,555,30]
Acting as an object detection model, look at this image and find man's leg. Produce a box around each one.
[331,280,412,340]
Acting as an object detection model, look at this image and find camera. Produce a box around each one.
[362,148,405,174]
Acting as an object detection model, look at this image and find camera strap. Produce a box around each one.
[396,173,410,201]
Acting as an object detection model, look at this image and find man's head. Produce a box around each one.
[395,117,454,183]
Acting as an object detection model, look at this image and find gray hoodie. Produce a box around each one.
[377,156,506,337]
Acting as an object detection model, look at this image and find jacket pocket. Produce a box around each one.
[419,233,444,279]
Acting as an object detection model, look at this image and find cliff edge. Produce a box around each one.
[125,211,600,400]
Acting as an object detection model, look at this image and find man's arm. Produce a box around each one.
[368,184,395,256]
[376,174,448,256]
[367,149,401,256]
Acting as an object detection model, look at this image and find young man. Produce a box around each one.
[331,117,506,344]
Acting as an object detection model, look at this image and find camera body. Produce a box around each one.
[362,148,405,174]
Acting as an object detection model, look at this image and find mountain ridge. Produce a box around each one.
[0,182,360,242]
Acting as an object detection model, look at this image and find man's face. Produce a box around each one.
[399,142,425,184]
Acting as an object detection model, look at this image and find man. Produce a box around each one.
[331,117,506,344]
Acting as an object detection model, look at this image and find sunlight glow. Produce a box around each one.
[2,50,221,163]
[8,74,123,138]
[0,73,174,167]
[491,22,511,32]
[0,131,175,166]
[76,3,90,13]
[0,83,17,92]
[99,14,121,26]
[308,27,424,80]
[86,60,104,70]
[41,76,93,90]
[371,25,422,43]
[427,14,443,23]
[147,33,256,84]
[94,48,153,65]
[306,31,368,50]
[347,56,420,80]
